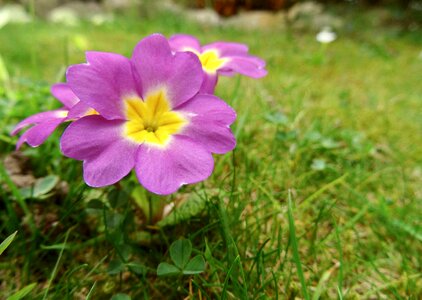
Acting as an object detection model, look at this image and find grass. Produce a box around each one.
[1,5,422,299]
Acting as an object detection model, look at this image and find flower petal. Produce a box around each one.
[82,142,137,187]
[200,73,218,94]
[61,115,126,160]
[135,136,214,195]
[132,34,203,108]
[60,115,138,187]
[222,56,268,78]
[51,83,79,108]
[11,110,67,135]
[203,42,249,57]
[169,34,201,52]
[66,51,139,120]
[66,101,94,120]
[177,94,236,154]
[16,118,64,149]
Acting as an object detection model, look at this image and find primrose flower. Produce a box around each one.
[169,34,267,93]
[11,83,93,149]
[60,34,236,195]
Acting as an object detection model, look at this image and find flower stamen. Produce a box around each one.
[123,89,186,146]
[198,50,227,73]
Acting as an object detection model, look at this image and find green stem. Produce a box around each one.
[147,192,153,225]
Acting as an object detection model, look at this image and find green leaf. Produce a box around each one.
[157,194,207,227]
[34,175,59,195]
[156,262,180,277]
[131,186,164,224]
[170,239,192,269]
[108,189,130,209]
[117,244,132,262]
[7,283,36,300]
[183,255,206,275]
[111,293,131,300]
[107,230,124,246]
[126,262,145,275]
[107,259,125,275]
[104,211,124,229]
[86,199,106,210]
[20,175,59,199]
[131,185,148,211]
[0,231,17,255]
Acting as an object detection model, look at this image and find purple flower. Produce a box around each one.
[11,83,94,149]
[169,34,267,93]
[60,34,236,195]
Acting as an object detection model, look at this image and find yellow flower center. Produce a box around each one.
[123,89,186,147]
[198,50,227,73]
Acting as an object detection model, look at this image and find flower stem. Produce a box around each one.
[147,192,153,225]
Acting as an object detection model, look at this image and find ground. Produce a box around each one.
[0,6,421,300]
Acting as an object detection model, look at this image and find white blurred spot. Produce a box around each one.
[90,13,114,26]
[48,7,79,26]
[0,4,31,29]
[316,27,337,44]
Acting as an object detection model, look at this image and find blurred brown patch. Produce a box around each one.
[210,0,289,16]
[3,152,36,188]
[214,0,238,17]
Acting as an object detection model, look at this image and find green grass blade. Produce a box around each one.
[7,282,36,300]
[42,229,71,300]
[288,190,310,300]
[312,267,334,300]
[335,223,344,299]
[221,255,241,300]
[337,286,344,300]
[217,195,248,299]
[300,173,348,208]
[85,281,97,300]
[0,231,17,256]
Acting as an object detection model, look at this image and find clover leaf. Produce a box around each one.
[157,239,206,277]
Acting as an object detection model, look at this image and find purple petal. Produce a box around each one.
[169,34,201,52]
[203,42,249,57]
[11,110,67,135]
[61,115,126,160]
[51,83,79,108]
[135,136,214,195]
[16,118,65,149]
[131,34,203,108]
[177,94,236,154]
[66,51,140,120]
[222,56,268,78]
[60,115,138,187]
[82,142,137,187]
[199,73,218,94]
[66,101,94,120]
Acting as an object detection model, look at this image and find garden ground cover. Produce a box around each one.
[0,7,421,299]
